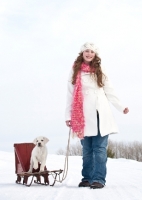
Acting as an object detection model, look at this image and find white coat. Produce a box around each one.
[65,69,125,137]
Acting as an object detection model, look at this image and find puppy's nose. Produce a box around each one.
[38,142,41,147]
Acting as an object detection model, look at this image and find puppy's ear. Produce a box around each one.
[33,138,37,145]
[44,137,49,144]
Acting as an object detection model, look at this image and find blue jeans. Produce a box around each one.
[81,112,108,185]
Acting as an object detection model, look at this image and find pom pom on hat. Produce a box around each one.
[80,42,98,53]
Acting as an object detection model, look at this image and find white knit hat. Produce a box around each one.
[80,42,98,53]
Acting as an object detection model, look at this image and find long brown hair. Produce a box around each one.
[72,52,105,87]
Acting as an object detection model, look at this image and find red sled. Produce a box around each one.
[14,143,63,187]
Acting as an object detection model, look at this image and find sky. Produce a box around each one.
[0,0,142,153]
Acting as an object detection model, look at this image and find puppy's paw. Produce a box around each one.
[33,164,38,170]
[40,167,45,172]
[27,170,32,173]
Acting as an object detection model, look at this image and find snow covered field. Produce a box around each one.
[0,151,142,200]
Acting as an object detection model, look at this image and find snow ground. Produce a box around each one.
[0,151,142,200]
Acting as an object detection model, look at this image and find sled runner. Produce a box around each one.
[14,143,63,187]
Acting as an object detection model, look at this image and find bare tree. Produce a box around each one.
[107,140,142,162]
[56,142,82,156]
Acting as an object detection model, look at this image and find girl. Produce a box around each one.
[65,42,129,189]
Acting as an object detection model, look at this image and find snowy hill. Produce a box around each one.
[0,151,142,200]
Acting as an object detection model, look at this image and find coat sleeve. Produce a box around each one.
[65,69,74,121]
[102,69,125,113]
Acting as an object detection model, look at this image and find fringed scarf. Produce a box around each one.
[71,62,95,139]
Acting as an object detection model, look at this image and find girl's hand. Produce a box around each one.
[123,107,129,114]
[65,120,71,127]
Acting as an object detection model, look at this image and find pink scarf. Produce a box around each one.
[71,62,95,139]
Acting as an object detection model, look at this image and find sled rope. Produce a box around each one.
[50,128,71,183]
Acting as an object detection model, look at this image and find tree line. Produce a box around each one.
[57,140,142,162]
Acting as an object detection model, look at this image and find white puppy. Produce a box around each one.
[28,136,49,173]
